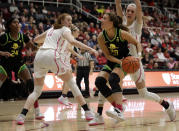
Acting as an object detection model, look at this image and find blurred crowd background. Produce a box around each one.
[0,0,178,73]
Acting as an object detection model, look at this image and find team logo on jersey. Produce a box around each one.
[109,44,117,50]
[12,43,19,49]
[11,43,20,57]
[109,44,119,56]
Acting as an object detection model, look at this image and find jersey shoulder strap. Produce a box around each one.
[102,30,108,42]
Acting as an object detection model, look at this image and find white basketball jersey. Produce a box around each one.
[41,26,71,56]
[64,44,74,65]
[123,17,143,57]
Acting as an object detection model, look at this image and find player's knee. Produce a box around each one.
[95,76,107,90]
[34,88,42,98]
[31,91,40,100]
[109,73,122,93]
[95,76,112,98]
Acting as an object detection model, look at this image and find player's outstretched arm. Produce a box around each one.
[115,0,124,17]
[63,31,98,56]
[134,0,143,24]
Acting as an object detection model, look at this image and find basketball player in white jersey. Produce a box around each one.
[16,13,97,125]
[58,24,85,106]
[89,0,175,125]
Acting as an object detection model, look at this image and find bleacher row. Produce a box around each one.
[0,0,178,71]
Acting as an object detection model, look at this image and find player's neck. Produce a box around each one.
[9,31,18,40]
[127,20,133,26]
[106,27,116,39]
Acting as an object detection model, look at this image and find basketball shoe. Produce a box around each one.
[166,102,176,121]
[16,114,25,125]
[58,96,72,106]
[89,113,104,126]
[85,110,95,121]
[106,107,125,122]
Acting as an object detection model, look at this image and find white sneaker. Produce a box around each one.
[106,107,125,122]
[58,96,72,106]
[85,110,95,121]
[89,113,104,126]
[35,108,45,120]
[16,114,25,125]
[166,102,176,121]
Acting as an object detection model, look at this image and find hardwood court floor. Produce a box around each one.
[0,93,179,131]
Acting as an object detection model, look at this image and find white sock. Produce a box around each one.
[24,86,43,110]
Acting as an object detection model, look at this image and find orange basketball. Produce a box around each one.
[122,56,140,73]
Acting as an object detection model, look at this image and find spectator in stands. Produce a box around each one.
[156,48,167,62]
[174,46,179,61]
[167,57,178,69]
[88,35,97,48]
[146,59,154,69]
[96,49,107,70]
[153,62,159,69]
[9,2,19,13]
[145,43,153,53]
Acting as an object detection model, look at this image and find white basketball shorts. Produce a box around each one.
[34,49,71,78]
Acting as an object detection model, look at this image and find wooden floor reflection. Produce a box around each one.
[0,93,179,131]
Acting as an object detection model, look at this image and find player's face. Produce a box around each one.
[126,5,136,22]
[101,14,113,30]
[10,18,20,32]
[72,29,80,38]
[62,15,72,28]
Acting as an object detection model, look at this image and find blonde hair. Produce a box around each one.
[127,3,136,8]
[71,24,79,32]
[53,13,70,29]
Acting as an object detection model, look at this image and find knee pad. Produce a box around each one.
[66,78,81,97]
[95,77,112,98]
[26,79,34,93]
[108,73,122,93]
[137,88,160,102]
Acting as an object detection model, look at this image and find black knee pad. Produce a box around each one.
[108,73,122,93]
[95,76,112,98]
[26,79,34,93]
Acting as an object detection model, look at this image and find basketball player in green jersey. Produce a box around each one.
[0,17,44,123]
[89,12,142,125]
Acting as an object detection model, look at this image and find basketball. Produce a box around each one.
[122,56,140,73]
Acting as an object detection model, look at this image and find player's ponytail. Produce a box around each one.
[106,13,129,32]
